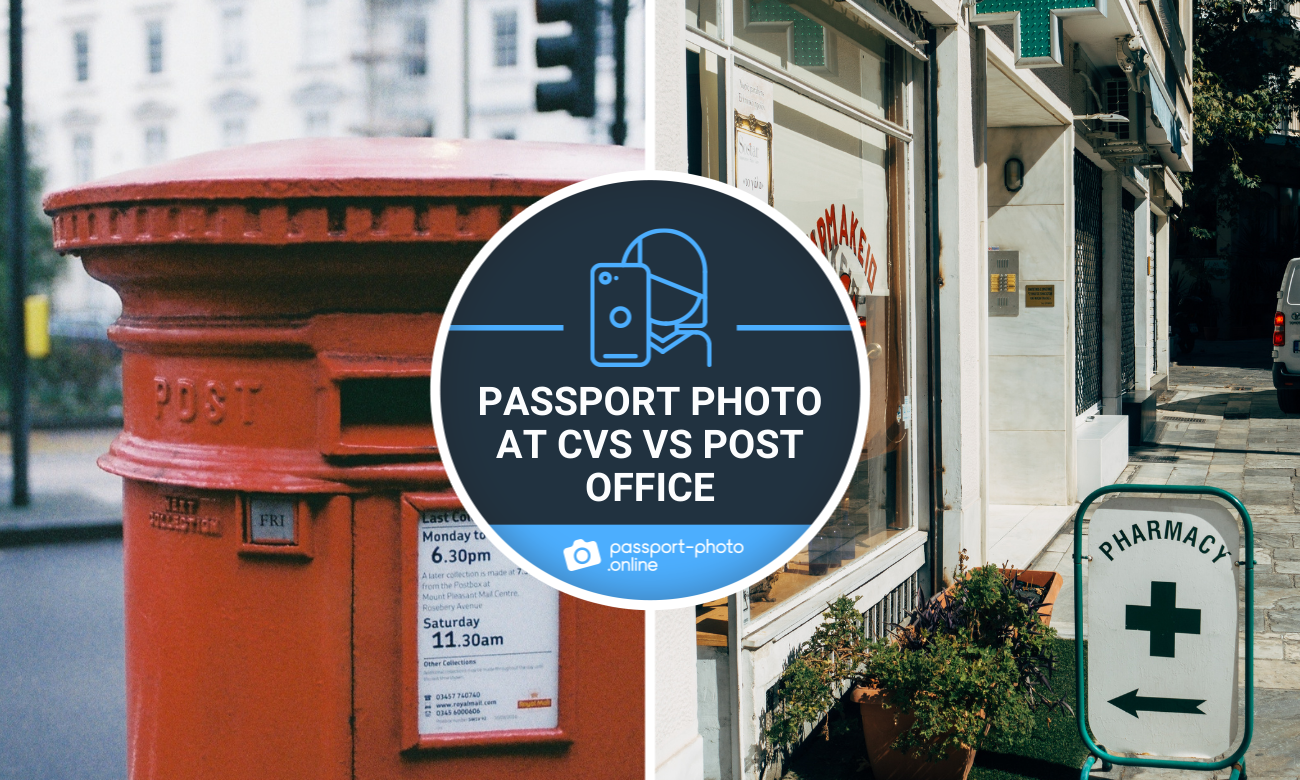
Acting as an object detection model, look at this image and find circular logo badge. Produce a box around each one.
[432,172,868,608]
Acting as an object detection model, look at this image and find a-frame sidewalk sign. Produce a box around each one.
[1074,484,1255,780]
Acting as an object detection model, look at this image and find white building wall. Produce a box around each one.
[13,0,644,325]
[655,608,704,780]
[986,126,1075,506]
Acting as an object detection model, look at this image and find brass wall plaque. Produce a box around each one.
[1025,284,1055,308]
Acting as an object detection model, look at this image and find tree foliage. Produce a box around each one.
[1186,0,1300,238]
[0,128,63,300]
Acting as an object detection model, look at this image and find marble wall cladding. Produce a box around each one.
[988,290,1067,356]
[987,126,1067,209]
[989,430,1069,505]
[987,204,1068,282]
[989,355,1066,431]
[986,125,1074,505]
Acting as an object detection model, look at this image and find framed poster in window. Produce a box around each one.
[734,111,773,206]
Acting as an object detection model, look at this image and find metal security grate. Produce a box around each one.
[878,0,932,39]
[863,570,922,640]
[1104,80,1129,139]
[1121,190,1136,391]
[1075,150,1102,415]
[1150,212,1158,371]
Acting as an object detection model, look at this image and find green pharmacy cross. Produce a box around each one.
[972,0,1105,67]
[1126,581,1201,657]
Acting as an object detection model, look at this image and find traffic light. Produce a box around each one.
[535,0,597,117]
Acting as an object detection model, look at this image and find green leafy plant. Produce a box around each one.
[861,554,1071,761]
[763,595,869,759]
[762,552,1071,767]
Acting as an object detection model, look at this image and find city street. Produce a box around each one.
[0,539,124,780]
[0,429,122,780]
[1034,340,1300,779]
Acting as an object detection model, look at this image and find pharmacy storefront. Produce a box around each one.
[682,1,936,777]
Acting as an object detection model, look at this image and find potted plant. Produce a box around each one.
[762,552,1069,780]
[853,553,1070,780]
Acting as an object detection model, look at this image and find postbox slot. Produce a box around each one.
[336,376,436,451]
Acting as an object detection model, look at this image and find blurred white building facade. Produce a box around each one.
[19,0,644,329]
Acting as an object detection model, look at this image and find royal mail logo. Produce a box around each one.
[808,205,887,307]
[517,697,554,709]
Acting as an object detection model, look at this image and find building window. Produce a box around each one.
[72,133,94,183]
[146,20,164,74]
[492,10,517,68]
[144,126,167,164]
[222,6,247,69]
[304,110,330,137]
[303,0,330,65]
[73,30,90,82]
[221,117,246,147]
[402,17,427,78]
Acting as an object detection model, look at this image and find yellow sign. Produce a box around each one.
[25,294,49,359]
[1025,285,1055,308]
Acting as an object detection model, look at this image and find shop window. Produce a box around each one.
[72,133,94,183]
[685,6,917,626]
[745,71,912,621]
[303,0,331,65]
[402,17,428,78]
[73,30,90,83]
[304,110,330,137]
[222,6,247,69]
[144,126,167,164]
[685,46,726,183]
[493,10,518,68]
[222,117,247,147]
[685,0,722,39]
[730,0,894,124]
[146,20,164,75]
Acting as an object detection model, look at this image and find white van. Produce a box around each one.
[1275,258,1300,412]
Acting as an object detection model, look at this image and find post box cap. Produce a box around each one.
[44,138,644,249]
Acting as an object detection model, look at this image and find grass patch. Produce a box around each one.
[778,638,1088,780]
[970,638,1087,780]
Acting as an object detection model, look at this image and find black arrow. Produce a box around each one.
[1108,689,1205,717]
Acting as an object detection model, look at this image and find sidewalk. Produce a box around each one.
[1031,356,1300,779]
[0,428,121,544]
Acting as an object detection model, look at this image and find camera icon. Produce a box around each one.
[563,539,602,571]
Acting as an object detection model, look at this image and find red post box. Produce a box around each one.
[44,139,645,780]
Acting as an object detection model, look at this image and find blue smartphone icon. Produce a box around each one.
[591,263,651,367]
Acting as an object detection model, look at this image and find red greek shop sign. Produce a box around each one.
[809,205,887,315]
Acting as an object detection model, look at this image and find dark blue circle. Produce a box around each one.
[436,178,865,602]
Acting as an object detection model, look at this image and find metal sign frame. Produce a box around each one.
[1074,484,1254,780]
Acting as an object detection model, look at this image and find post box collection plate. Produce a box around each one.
[415,507,560,736]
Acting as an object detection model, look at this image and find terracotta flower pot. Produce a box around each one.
[998,568,1062,627]
[851,568,1061,779]
[849,687,977,780]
